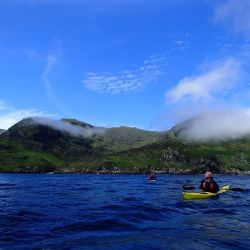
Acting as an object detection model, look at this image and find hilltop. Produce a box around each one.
[0,117,250,174]
[0,117,164,173]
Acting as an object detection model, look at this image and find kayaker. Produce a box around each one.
[200,171,219,193]
[148,172,156,181]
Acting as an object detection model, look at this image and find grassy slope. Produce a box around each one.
[0,139,64,172]
[101,137,250,172]
[1,135,250,173]
[0,122,165,173]
[94,127,164,152]
[184,139,250,171]
[1,117,250,173]
[101,136,191,172]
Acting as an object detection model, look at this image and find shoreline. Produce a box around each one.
[0,170,250,175]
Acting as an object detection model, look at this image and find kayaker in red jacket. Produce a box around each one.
[200,171,219,193]
[148,172,156,181]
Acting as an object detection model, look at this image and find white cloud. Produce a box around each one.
[165,58,242,103]
[42,52,58,99]
[214,0,250,38]
[174,40,188,51]
[82,55,165,94]
[41,41,70,115]
[0,100,55,129]
[178,109,250,141]
[161,53,250,142]
[164,0,250,140]
[32,117,106,137]
[0,101,106,136]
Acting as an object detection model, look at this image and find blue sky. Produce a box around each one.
[1,0,250,131]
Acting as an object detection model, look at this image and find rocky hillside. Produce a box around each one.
[3,118,96,160]
[3,118,164,155]
[0,117,250,174]
[104,136,250,175]
[0,117,165,172]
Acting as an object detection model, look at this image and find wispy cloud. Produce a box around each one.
[214,0,250,38]
[83,55,166,94]
[23,41,64,112]
[165,57,243,103]
[42,52,58,100]
[174,39,189,51]
[41,41,70,115]
[0,100,54,130]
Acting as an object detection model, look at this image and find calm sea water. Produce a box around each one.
[0,174,250,250]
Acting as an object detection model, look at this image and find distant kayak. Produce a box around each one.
[182,185,230,200]
[148,179,156,182]
[147,173,156,182]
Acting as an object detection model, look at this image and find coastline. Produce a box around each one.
[0,168,250,175]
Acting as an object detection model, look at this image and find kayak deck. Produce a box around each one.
[182,185,230,200]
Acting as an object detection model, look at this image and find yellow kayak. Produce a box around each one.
[182,185,230,200]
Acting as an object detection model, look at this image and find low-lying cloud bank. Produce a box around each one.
[32,117,107,137]
[164,53,250,142]
[177,109,250,141]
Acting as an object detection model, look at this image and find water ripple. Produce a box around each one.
[0,174,250,249]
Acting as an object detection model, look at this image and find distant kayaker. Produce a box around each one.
[200,171,219,193]
[148,172,156,181]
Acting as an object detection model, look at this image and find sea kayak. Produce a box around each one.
[148,179,156,182]
[182,185,230,200]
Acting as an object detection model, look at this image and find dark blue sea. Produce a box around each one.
[0,174,250,250]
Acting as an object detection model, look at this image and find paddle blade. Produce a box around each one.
[182,184,196,190]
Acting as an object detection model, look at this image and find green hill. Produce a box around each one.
[94,126,164,152]
[0,118,165,172]
[102,137,250,174]
[0,117,250,174]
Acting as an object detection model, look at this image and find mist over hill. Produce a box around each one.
[169,109,250,142]
[0,116,250,174]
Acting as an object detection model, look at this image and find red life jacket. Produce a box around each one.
[148,174,155,180]
[202,179,214,191]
